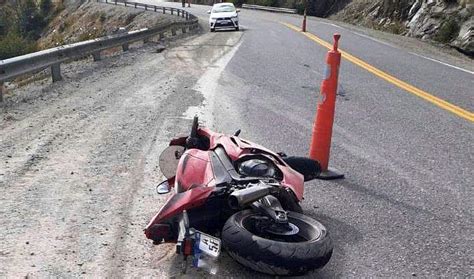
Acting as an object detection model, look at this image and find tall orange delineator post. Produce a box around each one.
[302,9,307,32]
[309,34,344,180]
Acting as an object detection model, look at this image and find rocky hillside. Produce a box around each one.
[38,2,180,49]
[0,0,180,59]
[331,0,473,56]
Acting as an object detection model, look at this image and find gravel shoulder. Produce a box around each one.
[0,26,243,277]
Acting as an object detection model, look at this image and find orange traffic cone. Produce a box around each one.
[309,34,344,180]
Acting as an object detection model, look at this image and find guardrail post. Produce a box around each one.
[171,8,174,15]
[134,3,137,8]
[92,51,101,61]
[145,4,147,10]
[163,7,166,14]
[114,0,117,5]
[0,82,4,103]
[159,32,164,40]
[124,1,127,6]
[171,28,176,36]
[182,26,186,34]
[186,13,189,20]
[182,11,185,18]
[51,64,62,82]
[122,43,129,51]
[154,6,157,12]
[177,10,180,16]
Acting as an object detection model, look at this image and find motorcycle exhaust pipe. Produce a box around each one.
[228,183,273,209]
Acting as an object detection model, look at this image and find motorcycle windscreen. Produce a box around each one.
[159,145,185,179]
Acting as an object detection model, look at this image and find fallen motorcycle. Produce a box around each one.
[144,116,333,276]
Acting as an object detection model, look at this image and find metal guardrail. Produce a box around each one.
[241,4,297,14]
[0,0,200,102]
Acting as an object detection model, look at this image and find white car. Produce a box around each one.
[207,3,240,32]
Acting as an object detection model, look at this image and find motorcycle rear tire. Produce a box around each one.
[222,210,333,276]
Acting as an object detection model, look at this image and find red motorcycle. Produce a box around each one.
[145,117,333,276]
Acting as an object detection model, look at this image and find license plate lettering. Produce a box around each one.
[195,231,221,258]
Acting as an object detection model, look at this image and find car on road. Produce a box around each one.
[208,3,240,32]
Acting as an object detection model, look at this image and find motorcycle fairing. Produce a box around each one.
[144,185,214,239]
[175,149,216,192]
[198,127,304,200]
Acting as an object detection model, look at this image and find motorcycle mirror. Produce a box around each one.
[234,129,241,137]
[156,180,170,194]
[159,145,185,179]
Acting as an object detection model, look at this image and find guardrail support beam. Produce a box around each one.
[92,51,101,61]
[51,64,62,82]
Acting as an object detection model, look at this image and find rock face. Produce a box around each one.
[332,0,474,56]
[451,18,473,55]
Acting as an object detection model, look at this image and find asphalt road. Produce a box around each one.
[152,3,474,277]
[1,1,472,278]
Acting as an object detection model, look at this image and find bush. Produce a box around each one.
[0,32,36,60]
[19,0,47,40]
[40,0,54,18]
[0,16,6,37]
[435,18,460,43]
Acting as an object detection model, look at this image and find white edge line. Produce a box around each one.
[409,52,474,75]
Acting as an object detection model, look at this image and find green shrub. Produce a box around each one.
[0,32,37,60]
[435,18,460,43]
[19,0,47,40]
[100,12,107,23]
[40,0,54,18]
[0,16,6,37]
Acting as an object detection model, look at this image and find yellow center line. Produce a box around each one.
[282,22,474,123]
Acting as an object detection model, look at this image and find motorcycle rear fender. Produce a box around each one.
[145,185,214,240]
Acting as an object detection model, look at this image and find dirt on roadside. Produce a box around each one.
[0,25,246,277]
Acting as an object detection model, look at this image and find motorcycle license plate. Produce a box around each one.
[194,230,221,258]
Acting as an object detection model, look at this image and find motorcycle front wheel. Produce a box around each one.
[222,210,333,276]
